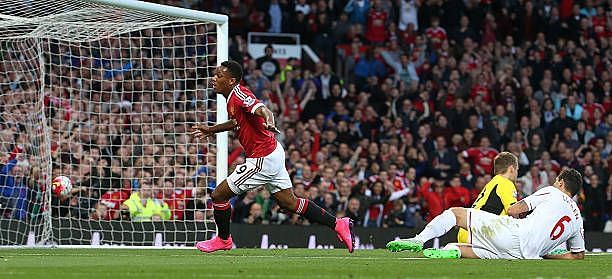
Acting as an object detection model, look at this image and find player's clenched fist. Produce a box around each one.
[190,125,214,140]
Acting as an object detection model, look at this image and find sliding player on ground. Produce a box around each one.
[387,169,585,260]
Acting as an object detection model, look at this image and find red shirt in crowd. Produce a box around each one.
[98,190,129,220]
[463,147,499,176]
[157,189,193,220]
[443,186,471,208]
[418,181,445,222]
[425,26,447,48]
[365,10,387,43]
[583,102,605,125]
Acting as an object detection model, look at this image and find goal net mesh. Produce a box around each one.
[0,0,220,246]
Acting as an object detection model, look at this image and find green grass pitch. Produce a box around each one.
[1,248,610,278]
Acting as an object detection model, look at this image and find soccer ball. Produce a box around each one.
[52,176,72,196]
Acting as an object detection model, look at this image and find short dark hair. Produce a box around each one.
[221,60,243,82]
[493,152,518,175]
[558,168,582,196]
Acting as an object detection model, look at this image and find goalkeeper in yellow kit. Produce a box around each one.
[457,152,519,243]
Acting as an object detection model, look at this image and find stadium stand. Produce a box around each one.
[0,0,610,232]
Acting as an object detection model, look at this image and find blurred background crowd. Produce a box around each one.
[0,0,610,232]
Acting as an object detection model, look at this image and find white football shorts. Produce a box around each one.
[466,209,523,259]
[226,141,292,195]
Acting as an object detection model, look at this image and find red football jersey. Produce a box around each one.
[227,85,277,158]
[463,147,499,176]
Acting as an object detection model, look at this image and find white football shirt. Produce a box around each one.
[518,186,585,259]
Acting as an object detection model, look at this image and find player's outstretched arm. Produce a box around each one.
[507,200,530,218]
[543,251,585,260]
[254,105,281,134]
[191,120,238,140]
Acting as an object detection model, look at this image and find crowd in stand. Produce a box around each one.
[0,0,611,232]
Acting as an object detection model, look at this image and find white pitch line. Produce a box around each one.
[4,253,428,260]
[585,253,612,256]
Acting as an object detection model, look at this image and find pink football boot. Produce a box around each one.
[196,235,233,253]
[335,217,355,253]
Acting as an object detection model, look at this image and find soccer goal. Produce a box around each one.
[0,0,228,247]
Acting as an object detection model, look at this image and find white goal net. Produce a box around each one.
[0,0,228,247]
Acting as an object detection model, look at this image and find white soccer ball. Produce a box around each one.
[52,176,72,197]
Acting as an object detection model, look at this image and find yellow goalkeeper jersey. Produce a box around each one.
[457,175,517,243]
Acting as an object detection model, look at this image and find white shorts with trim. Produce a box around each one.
[226,142,292,195]
[466,209,523,259]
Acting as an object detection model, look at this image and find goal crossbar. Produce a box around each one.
[85,0,228,24]
[81,0,229,185]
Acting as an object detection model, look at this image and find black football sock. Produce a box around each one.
[213,201,231,240]
[294,198,336,229]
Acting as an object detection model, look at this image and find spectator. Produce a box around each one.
[255,189,274,223]
[0,157,28,220]
[344,0,370,25]
[519,165,549,195]
[450,15,475,45]
[418,177,445,222]
[266,0,285,33]
[223,0,248,36]
[572,121,595,145]
[244,203,263,224]
[384,199,408,228]
[443,175,470,208]
[344,197,362,226]
[353,48,387,90]
[232,191,257,224]
[364,0,388,45]
[565,95,584,121]
[255,44,281,81]
[583,174,606,231]
[462,136,499,176]
[524,134,544,166]
[430,136,458,179]
[91,188,129,220]
[315,64,341,102]
[121,180,171,221]
[382,52,419,91]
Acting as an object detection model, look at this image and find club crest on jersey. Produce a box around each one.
[243,96,255,107]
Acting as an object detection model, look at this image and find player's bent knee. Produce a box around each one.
[210,190,224,203]
[278,198,297,212]
[449,207,465,216]
[276,197,298,212]
[449,207,468,229]
[211,188,231,203]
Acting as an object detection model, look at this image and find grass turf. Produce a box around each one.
[0,248,610,279]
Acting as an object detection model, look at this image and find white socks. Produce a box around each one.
[414,209,457,243]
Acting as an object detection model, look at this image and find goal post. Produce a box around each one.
[0,0,228,247]
[86,0,230,199]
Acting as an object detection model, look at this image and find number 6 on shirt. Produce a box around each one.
[550,215,571,240]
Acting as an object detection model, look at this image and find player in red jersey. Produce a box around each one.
[191,60,354,253]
